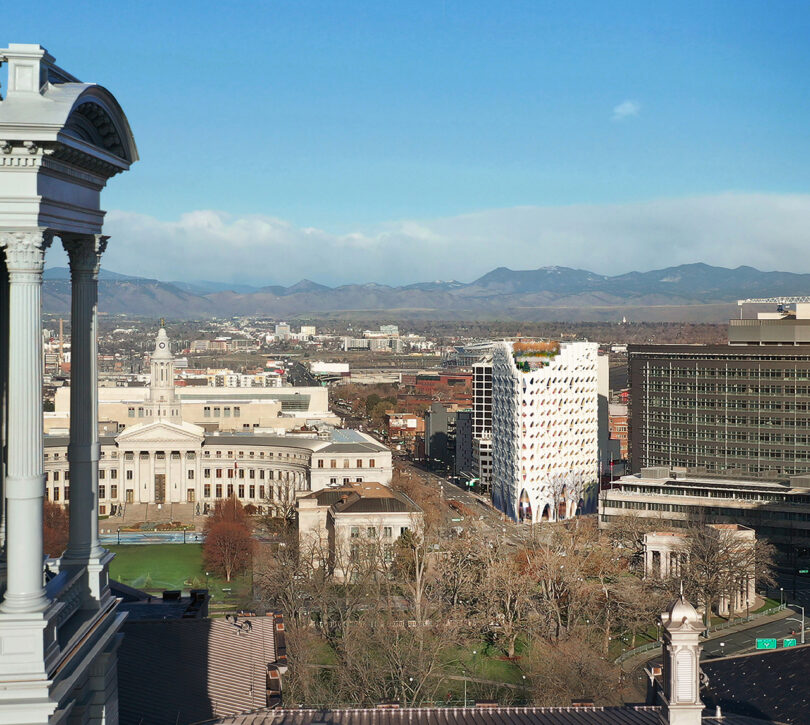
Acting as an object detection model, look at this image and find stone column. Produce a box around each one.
[0,229,51,613]
[0,249,8,562]
[62,234,107,565]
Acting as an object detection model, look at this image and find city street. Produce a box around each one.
[701,609,802,659]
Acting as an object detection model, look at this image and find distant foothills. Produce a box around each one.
[42,263,810,322]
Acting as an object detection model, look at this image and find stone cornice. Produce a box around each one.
[0,139,123,180]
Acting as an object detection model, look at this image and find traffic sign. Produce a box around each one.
[784,638,798,648]
[756,638,778,650]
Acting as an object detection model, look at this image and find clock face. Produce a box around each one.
[159,342,166,349]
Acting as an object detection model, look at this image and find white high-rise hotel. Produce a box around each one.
[491,340,600,522]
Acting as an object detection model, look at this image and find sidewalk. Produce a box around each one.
[618,605,794,673]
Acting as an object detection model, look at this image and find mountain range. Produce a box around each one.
[40,263,810,322]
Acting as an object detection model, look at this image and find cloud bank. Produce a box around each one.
[100,193,810,287]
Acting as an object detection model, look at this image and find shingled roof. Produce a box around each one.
[702,644,810,724]
[212,706,771,725]
[118,614,284,725]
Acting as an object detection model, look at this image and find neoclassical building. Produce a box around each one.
[0,44,137,723]
[43,328,392,511]
[44,423,392,512]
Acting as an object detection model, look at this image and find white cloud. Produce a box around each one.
[612,99,640,120]
[99,193,810,287]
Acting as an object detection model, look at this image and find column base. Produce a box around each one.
[0,599,62,680]
[53,550,114,609]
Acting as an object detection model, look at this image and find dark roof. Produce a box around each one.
[317,442,387,453]
[703,645,810,724]
[334,494,420,514]
[214,706,770,725]
[305,488,356,507]
[118,615,281,725]
[45,435,117,447]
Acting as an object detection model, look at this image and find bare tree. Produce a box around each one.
[43,500,69,558]
[679,523,775,627]
[521,635,624,707]
[203,521,254,581]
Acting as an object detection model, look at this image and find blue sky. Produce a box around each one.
[7,1,810,285]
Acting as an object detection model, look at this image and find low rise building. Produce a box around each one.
[48,326,339,434]
[643,525,756,616]
[599,466,810,564]
[297,481,423,582]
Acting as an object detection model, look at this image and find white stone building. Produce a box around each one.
[643,526,757,617]
[491,340,600,522]
[44,424,392,512]
[297,481,423,582]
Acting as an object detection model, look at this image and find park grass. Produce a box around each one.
[108,543,251,605]
[446,642,525,685]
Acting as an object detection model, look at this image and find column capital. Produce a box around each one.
[0,229,54,273]
[62,233,108,276]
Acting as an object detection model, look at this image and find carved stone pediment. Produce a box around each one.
[115,420,204,445]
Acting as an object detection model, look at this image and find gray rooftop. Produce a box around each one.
[214,707,769,725]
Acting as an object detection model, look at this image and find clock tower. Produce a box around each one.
[147,322,180,421]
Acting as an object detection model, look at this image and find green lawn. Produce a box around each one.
[108,544,251,606]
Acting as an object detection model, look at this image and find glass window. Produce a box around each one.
[318,460,324,468]
[111,485,118,499]
[383,527,392,538]
[99,485,106,499]
[215,484,222,498]
[126,470,133,480]
[350,526,360,538]
[187,470,195,480]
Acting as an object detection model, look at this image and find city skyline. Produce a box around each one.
[12,2,810,284]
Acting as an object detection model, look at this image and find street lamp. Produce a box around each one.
[117,527,120,545]
[462,669,468,708]
[785,609,806,644]
[780,587,784,606]
[522,675,527,703]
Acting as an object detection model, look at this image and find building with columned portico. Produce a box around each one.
[0,43,137,723]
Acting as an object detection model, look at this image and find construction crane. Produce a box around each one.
[736,297,810,319]
[737,297,810,306]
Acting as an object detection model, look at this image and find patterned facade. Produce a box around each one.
[491,341,599,522]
